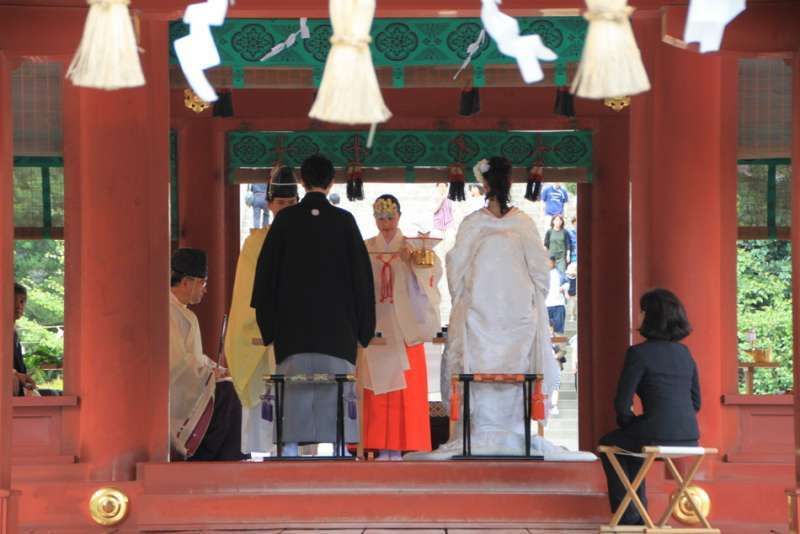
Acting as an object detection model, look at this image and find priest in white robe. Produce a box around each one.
[170,248,246,461]
[362,195,442,460]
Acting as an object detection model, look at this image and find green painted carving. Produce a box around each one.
[228,130,592,181]
[169,17,586,87]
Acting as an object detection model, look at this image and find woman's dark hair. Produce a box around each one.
[14,282,27,296]
[550,214,565,229]
[484,156,513,215]
[300,154,335,189]
[375,194,401,215]
[639,288,692,341]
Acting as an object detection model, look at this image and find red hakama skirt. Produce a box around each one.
[362,343,432,452]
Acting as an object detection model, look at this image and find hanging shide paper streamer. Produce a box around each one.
[260,18,311,62]
[174,0,231,103]
[67,0,145,89]
[684,0,745,53]
[453,29,486,81]
[308,0,392,127]
[570,0,650,99]
[480,0,557,84]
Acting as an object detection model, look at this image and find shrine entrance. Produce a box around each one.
[3,0,799,531]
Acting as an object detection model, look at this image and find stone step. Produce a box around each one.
[137,462,608,529]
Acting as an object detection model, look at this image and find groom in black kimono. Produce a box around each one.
[251,154,375,456]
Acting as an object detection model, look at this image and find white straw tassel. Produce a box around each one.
[571,0,650,99]
[67,0,145,89]
[308,0,391,125]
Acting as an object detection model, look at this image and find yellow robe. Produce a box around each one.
[225,227,275,408]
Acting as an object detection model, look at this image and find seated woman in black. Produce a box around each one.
[599,288,701,525]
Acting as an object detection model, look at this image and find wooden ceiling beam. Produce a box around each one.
[233,166,588,184]
[169,64,576,90]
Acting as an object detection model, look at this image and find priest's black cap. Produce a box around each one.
[171,248,207,278]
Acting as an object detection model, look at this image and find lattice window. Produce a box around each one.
[14,157,64,238]
[738,160,792,240]
[738,58,792,159]
[12,59,65,238]
[12,61,63,157]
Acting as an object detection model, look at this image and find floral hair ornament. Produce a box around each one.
[473,159,491,182]
[373,197,399,220]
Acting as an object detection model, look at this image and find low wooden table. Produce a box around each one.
[738,361,780,394]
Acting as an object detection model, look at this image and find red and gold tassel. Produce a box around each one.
[447,164,466,201]
[450,377,461,421]
[532,378,547,421]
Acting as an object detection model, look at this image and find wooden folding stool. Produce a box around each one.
[597,445,719,534]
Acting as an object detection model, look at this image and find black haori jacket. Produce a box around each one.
[251,192,376,365]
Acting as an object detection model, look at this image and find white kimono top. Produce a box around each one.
[364,232,442,394]
[444,208,560,399]
[169,291,216,457]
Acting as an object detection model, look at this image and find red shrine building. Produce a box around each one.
[1,0,799,532]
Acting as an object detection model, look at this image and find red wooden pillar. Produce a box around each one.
[177,119,228,355]
[67,19,171,479]
[788,50,800,534]
[580,116,632,448]
[647,46,739,465]
[0,52,19,534]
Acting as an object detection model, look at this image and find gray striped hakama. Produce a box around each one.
[275,353,359,444]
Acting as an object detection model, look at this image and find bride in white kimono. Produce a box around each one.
[418,156,562,459]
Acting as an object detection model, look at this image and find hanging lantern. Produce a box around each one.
[212,90,234,117]
[67,0,145,89]
[184,88,210,113]
[459,87,481,117]
[554,87,576,118]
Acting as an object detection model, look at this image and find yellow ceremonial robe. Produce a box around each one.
[225,227,275,408]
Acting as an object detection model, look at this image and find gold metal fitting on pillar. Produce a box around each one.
[604,96,631,112]
[89,487,129,526]
[184,88,210,113]
[672,485,711,525]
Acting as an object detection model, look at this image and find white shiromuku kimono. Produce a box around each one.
[169,292,217,458]
[363,233,442,394]
[225,227,275,453]
[418,207,562,458]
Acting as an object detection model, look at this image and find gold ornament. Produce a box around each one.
[672,485,711,525]
[184,88,210,113]
[604,96,631,112]
[89,487,129,527]
[373,198,399,220]
[411,248,435,268]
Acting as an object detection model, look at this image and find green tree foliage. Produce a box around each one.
[14,239,64,384]
[737,240,793,394]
